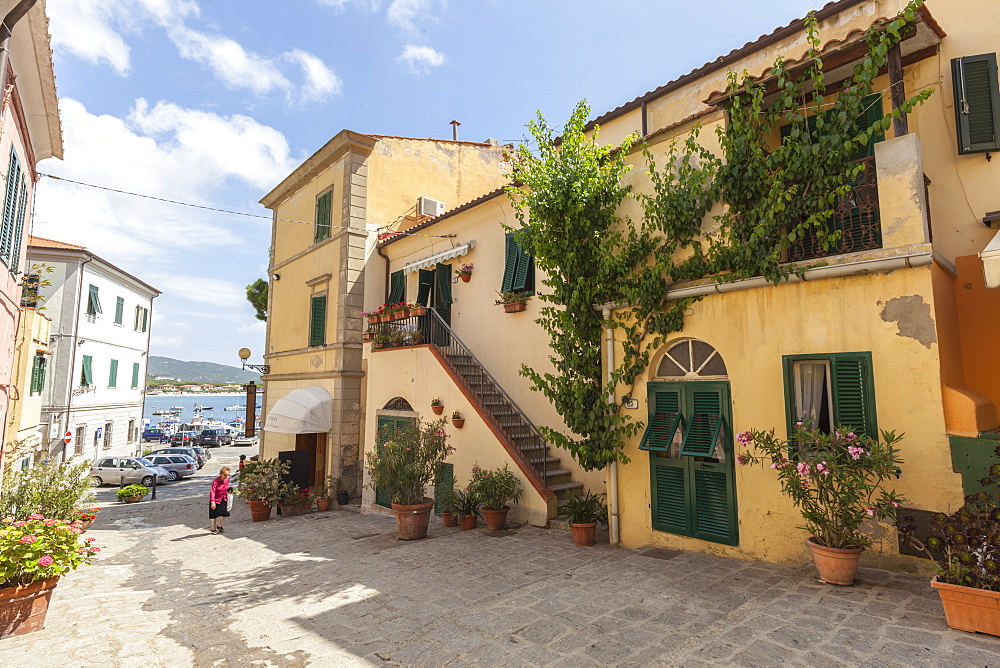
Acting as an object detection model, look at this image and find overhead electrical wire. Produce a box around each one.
[38,173,459,239]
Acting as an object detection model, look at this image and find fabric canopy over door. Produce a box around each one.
[265,386,333,434]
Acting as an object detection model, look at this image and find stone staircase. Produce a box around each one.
[421,310,583,516]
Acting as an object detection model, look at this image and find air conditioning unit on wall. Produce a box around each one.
[418,196,445,217]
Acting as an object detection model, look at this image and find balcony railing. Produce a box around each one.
[786,156,881,263]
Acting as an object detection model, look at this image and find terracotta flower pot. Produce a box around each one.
[459,272,471,283]
[806,537,863,585]
[931,577,1000,636]
[0,577,59,639]
[392,497,434,540]
[79,519,95,531]
[122,496,143,504]
[431,404,444,415]
[248,500,272,522]
[460,514,478,531]
[503,302,526,313]
[316,499,331,511]
[441,511,459,527]
[571,522,597,546]
[452,418,465,429]
[481,507,510,531]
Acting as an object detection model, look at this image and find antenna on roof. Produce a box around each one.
[449,120,461,141]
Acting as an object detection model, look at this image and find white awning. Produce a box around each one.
[980,229,1000,289]
[402,241,475,274]
[264,386,333,434]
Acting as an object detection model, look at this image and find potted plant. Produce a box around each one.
[0,515,99,638]
[431,397,444,415]
[72,507,100,531]
[451,410,465,429]
[898,444,1000,636]
[278,486,314,516]
[558,490,608,546]
[366,417,453,540]
[455,263,473,283]
[335,478,350,506]
[438,488,460,527]
[314,479,333,512]
[116,484,149,503]
[452,488,481,530]
[0,459,95,521]
[737,424,906,585]
[495,291,529,313]
[468,464,522,530]
[236,458,290,521]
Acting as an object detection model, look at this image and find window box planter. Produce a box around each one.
[503,302,527,313]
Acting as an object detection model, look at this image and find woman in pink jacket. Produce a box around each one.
[209,466,232,534]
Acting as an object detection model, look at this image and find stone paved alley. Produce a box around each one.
[2,447,999,666]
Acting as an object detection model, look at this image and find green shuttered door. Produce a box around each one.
[375,415,416,507]
[647,381,737,546]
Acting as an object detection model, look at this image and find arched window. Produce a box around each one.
[656,339,727,379]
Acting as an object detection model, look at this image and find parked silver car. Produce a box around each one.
[232,433,259,447]
[147,446,205,468]
[145,454,197,481]
[91,457,169,487]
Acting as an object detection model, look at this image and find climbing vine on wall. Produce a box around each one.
[506,0,932,472]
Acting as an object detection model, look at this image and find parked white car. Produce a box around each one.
[233,433,259,447]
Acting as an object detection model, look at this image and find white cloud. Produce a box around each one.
[317,0,381,9]
[48,1,132,75]
[286,50,342,102]
[387,0,440,34]
[168,27,291,96]
[396,44,445,74]
[144,274,247,308]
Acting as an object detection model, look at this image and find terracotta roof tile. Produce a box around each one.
[28,235,86,250]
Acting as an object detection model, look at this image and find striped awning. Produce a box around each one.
[402,241,475,274]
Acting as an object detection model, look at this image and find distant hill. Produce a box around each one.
[148,356,261,384]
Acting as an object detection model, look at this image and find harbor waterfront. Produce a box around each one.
[143,394,258,426]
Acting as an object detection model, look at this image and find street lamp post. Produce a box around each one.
[237,348,269,438]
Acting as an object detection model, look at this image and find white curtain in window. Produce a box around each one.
[795,362,828,427]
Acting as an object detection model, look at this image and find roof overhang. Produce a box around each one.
[264,386,333,434]
[979,229,1000,289]
[6,0,62,162]
[402,241,475,274]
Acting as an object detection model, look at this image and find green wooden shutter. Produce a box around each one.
[511,244,533,292]
[0,148,21,267]
[114,297,124,324]
[29,355,40,394]
[639,389,683,453]
[501,233,520,292]
[693,468,737,544]
[142,308,148,332]
[388,270,405,304]
[37,357,46,394]
[953,53,1000,154]
[109,359,119,387]
[81,355,93,386]
[87,285,102,315]
[8,179,25,271]
[314,191,332,242]
[651,461,689,534]
[678,390,723,457]
[848,94,884,161]
[131,362,140,389]
[309,295,327,346]
[416,269,434,306]
[434,462,454,516]
[435,263,452,304]
[830,353,877,438]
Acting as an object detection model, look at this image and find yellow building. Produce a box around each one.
[259,131,510,497]
[355,0,999,569]
[2,306,51,481]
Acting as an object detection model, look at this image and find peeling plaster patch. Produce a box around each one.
[879,295,936,348]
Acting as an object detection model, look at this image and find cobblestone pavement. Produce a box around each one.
[2,449,999,666]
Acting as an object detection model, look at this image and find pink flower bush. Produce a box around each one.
[37,556,54,567]
[0,515,99,588]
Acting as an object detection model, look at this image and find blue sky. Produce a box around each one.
[36,0,823,366]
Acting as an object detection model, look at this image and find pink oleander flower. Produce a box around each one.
[770,461,779,469]
[37,556,54,567]
[795,421,803,427]
[848,446,865,460]
[891,501,900,508]
[20,535,37,544]
[866,508,876,517]
[847,432,857,441]
[28,513,44,520]
[737,431,752,446]
[736,453,749,466]
[796,462,811,476]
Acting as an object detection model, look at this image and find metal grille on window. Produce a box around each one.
[383,397,414,411]
[657,340,727,378]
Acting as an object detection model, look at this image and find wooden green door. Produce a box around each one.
[375,415,415,508]
[642,381,738,546]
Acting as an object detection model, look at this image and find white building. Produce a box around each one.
[27,236,160,462]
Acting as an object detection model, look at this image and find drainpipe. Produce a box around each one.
[376,243,390,304]
[603,306,620,545]
[61,253,92,462]
[0,1,38,97]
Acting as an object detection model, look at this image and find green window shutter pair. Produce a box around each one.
[0,147,23,269]
[114,297,124,324]
[782,352,877,441]
[416,269,434,306]
[388,270,405,304]
[309,295,327,346]
[134,306,148,332]
[131,362,140,389]
[81,355,93,387]
[314,191,332,242]
[87,285,102,315]
[109,359,119,388]
[434,462,454,516]
[953,53,1000,154]
[30,356,46,395]
[500,232,534,293]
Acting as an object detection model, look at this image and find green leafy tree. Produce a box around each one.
[246,278,268,321]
